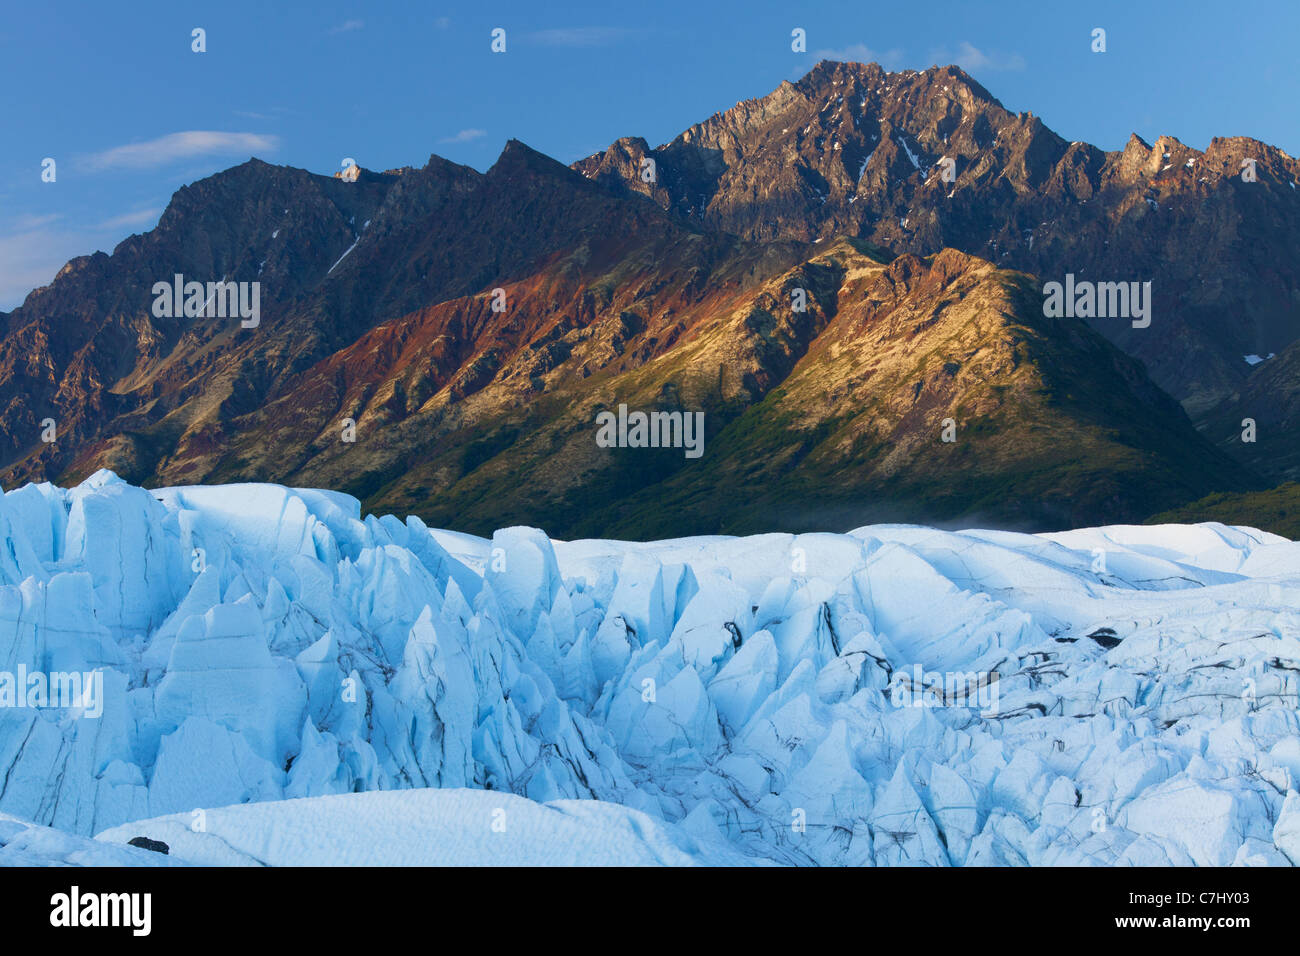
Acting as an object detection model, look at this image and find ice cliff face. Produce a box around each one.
[1,469,1299,866]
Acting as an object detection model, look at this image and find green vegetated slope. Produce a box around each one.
[1147,483,1300,541]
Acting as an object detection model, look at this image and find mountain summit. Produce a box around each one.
[577,61,1300,417]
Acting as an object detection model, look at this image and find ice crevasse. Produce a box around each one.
[0,469,1298,866]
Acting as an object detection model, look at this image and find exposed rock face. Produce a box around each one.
[0,63,1287,537]
[576,61,1300,416]
[127,836,170,855]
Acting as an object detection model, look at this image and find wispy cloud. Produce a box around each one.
[234,105,292,121]
[929,41,1025,72]
[0,232,79,310]
[78,131,280,172]
[434,17,450,30]
[9,213,62,232]
[439,128,486,145]
[810,43,905,70]
[522,27,634,47]
[0,206,164,309]
[330,19,364,34]
[96,207,163,231]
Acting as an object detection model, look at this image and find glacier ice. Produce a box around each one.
[95,789,755,866]
[0,470,1296,865]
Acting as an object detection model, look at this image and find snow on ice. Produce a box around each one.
[0,470,1296,866]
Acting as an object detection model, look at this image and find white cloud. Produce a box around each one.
[0,207,163,310]
[78,131,280,172]
[9,213,62,232]
[96,207,163,231]
[811,43,905,70]
[0,227,97,311]
[330,19,364,34]
[931,41,1025,72]
[439,128,486,145]
[523,27,633,47]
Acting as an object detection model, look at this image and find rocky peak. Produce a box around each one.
[489,138,575,181]
[571,61,1300,411]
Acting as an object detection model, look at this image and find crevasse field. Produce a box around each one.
[0,470,1298,866]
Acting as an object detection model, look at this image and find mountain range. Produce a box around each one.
[2,61,1296,538]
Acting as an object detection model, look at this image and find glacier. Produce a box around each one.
[0,469,1298,866]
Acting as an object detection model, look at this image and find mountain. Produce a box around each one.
[576,61,1300,419]
[326,238,1251,538]
[576,242,1254,536]
[0,142,742,485]
[0,64,1278,537]
[0,159,401,485]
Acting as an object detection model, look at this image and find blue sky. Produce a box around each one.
[2,0,1297,310]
